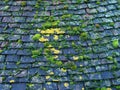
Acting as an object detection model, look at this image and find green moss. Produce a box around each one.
[81,24,87,28]
[32,49,42,58]
[96,1,100,4]
[92,39,97,44]
[27,83,34,88]
[80,32,88,40]
[21,1,27,7]
[65,61,77,70]
[109,22,114,26]
[112,39,119,48]
[32,34,41,41]
[37,0,42,3]
[84,0,89,3]
[48,16,55,22]
[61,14,72,19]
[4,6,9,11]
[96,88,100,90]
[52,20,60,27]
[113,59,118,65]
[95,24,100,28]
[116,85,120,89]
[79,55,84,60]
[42,20,60,28]
[77,0,82,3]
[0,50,3,53]
[111,65,117,70]
[4,0,9,3]
[35,2,40,8]
[42,22,51,28]
[17,39,22,44]
[34,13,38,19]
[107,56,113,61]
[40,66,49,71]
[32,50,40,55]
[55,61,63,66]
[63,5,69,9]
[112,52,120,57]
[2,77,6,81]
[16,61,21,65]
[60,0,65,2]
[71,65,77,70]
[101,87,107,90]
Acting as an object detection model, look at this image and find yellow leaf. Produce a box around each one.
[61,68,67,72]
[49,72,54,75]
[107,88,112,90]
[54,35,58,40]
[53,79,59,82]
[53,50,60,54]
[73,56,79,60]
[47,82,51,85]
[64,83,69,87]
[9,80,15,83]
[46,76,50,79]
[39,37,48,42]
[79,76,82,80]
[40,30,46,34]
[82,88,84,90]
[54,55,58,59]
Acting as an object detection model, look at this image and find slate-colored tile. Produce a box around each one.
[12,83,26,90]
[101,71,113,79]
[2,17,14,22]
[0,55,5,62]
[112,78,120,85]
[28,84,42,90]
[88,73,102,80]
[6,55,19,62]
[2,49,17,55]
[20,56,35,63]
[44,82,58,90]
[17,49,31,55]
[0,84,11,90]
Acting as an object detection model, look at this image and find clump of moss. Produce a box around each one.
[96,1,100,4]
[61,14,72,19]
[42,20,60,28]
[21,1,27,7]
[32,34,41,41]
[107,56,113,61]
[112,39,119,48]
[95,24,100,28]
[55,61,63,66]
[32,49,42,58]
[4,0,9,3]
[116,85,120,89]
[17,39,22,44]
[79,55,84,60]
[0,50,3,53]
[35,2,40,8]
[16,61,21,65]
[77,0,82,3]
[4,6,9,11]
[65,61,77,70]
[84,0,89,3]
[27,83,34,88]
[37,0,42,3]
[109,22,114,26]
[80,32,88,40]
[63,5,68,9]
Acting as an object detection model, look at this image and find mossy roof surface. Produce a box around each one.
[0,0,120,90]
